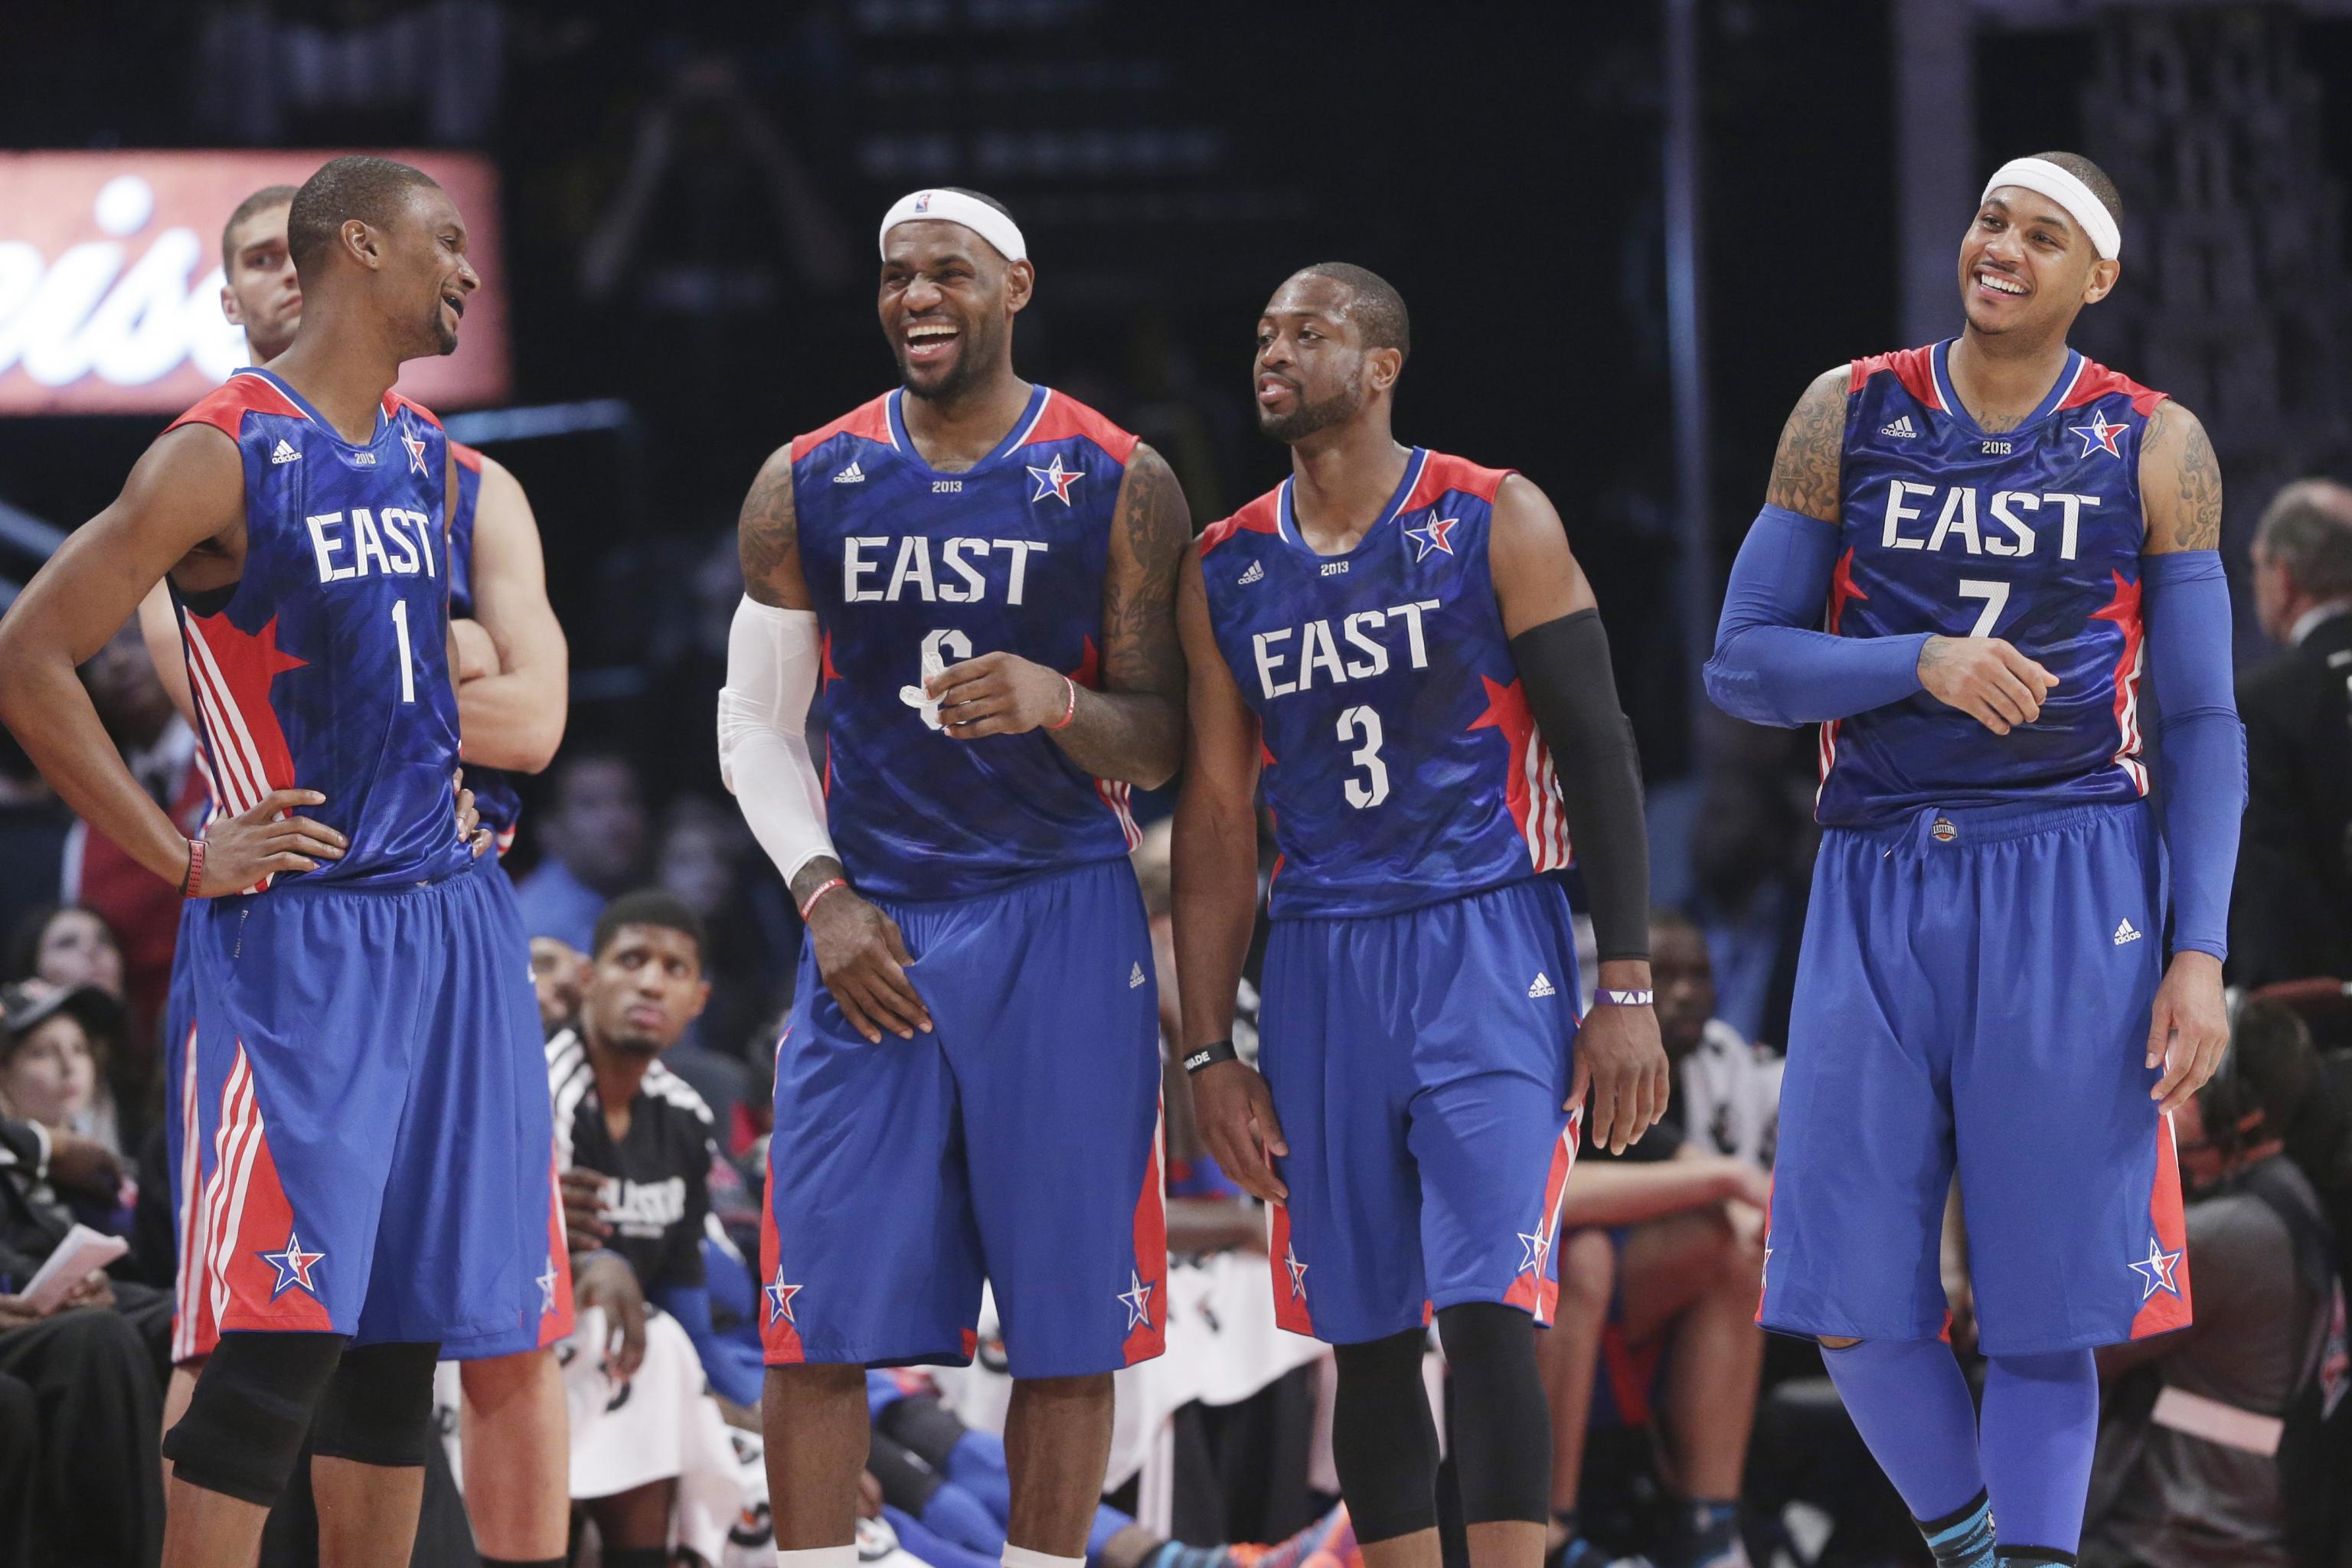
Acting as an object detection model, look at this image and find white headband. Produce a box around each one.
[1980,158,2121,261]
[878,190,1027,264]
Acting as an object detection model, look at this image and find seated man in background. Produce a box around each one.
[2081,998,2348,1568]
[534,889,766,1565]
[1540,910,1775,1568]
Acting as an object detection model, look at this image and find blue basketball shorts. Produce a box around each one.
[1763,800,2191,1356]
[1258,876,1582,1347]
[761,858,1165,1379]
[171,853,569,1357]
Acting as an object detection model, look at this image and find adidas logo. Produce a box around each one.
[1237,560,1264,586]
[833,460,865,484]
[270,439,301,464]
[2113,918,2141,946]
[1527,972,1557,999]
[1129,961,1148,989]
[1880,415,1919,439]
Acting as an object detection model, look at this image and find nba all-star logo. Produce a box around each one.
[2068,408,2129,459]
[1282,1245,1309,1300]
[1118,1269,1155,1330]
[765,1265,803,1326]
[1404,514,1458,561]
[257,1227,325,1299]
[1027,454,1084,505]
[401,426,431,475]
[2128,1235,2184,1300]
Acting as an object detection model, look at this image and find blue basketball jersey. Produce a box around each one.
[445,440,522,849]
[1197,449,1573,920]
[165,366,472,890]
[789,384,1144,901]
[1817,341,2164,825]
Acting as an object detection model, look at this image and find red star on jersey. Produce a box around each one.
[400,426,430,475]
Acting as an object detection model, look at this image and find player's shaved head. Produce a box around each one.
[1294,263,1410,362]
[286,155,443,275]
[2026,150,2123,232]
[222,185,297,270]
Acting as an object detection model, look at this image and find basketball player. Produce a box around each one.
[1173,264,1668,1568]
[720,187,1187,1568]
[138,184,577,1568]
[0,155,557,1568]
[1706,153,2241,1568]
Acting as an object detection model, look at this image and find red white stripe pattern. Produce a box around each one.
[2091,571,2150,795]
[1521,735,1573,873]
[1096,778,1142,850]
[171,1022,213,1363]
[179,612,304,891]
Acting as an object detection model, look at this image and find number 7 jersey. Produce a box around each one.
[1198,449,1573,920]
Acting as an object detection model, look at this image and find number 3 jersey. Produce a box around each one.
[1819,340,2167,825]
[1198,449,1573,921]
[789,384,1145,901]
[164,367,472,889]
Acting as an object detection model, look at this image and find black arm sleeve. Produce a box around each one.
[1509,609,1650,962]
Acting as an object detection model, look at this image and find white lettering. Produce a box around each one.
[843,536,887,602]
[1882,480,1932,550]
[349,507,392,577]
[1390,599,1440,669]
[1253,628,1295,700]
[1341,610,1390,678]
[886,535,936,602]
[1298,620,1345,691]
[940,537,990,603]
[1985,490,2037,557]
[2044,492,2096,562]
[305,512,354,583]
[379,508,420,574]
[1925,486,1981,555]
[999,539,1047,606]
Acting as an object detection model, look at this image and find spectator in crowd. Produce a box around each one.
[531,934,590,1036]
[0,1106,163,1565]
[514,749,650,952]
[544,888,762,1563]
[63,617,212,1061]
[0,980,123,1161]
[1540,913,1772,1568]
[2,910,136,1149]
[2232,479,2352,1003]
[6,900,126,998]
[2081,999,2350,1568]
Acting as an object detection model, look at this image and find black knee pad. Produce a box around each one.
[311,1340,441,1468]
[163,1331,347,1505]
[1330,1328,1441,1543]
[1435,1302,1550,1527]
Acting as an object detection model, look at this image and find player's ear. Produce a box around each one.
[2081,256,2120,306]
[1367,345,1404,394]
[341,217,384,272]
[688,978,712,1024]
[1003,258,1036,317]
[221,280,245,328]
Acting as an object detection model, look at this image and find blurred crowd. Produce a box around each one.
[1,476,2349,1567]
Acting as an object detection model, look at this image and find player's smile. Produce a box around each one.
[903,315,961,368]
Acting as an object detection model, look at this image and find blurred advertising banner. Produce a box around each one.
[0,149,511,416]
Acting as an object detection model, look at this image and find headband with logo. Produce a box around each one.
[878,190,1027,264]
[1980,158,2121,261]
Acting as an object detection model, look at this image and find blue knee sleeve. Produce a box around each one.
[1820,1338,1985,1524]
[1981,1349,2099,1560]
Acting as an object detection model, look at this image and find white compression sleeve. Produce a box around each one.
[717,595,835,887]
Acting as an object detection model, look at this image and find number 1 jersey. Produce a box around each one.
[789,384,1144,901]
[1197,449,1573,921]
[164,367,471,890]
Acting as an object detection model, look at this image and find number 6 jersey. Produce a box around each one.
[789,384,1144,901]
[1197,449,1573,920]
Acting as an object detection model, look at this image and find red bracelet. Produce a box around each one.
[798,877,848,921]
[181,838,206,897]
[1047,675,1079,730]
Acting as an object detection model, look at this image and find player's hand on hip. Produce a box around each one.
[1571,1001,1671,1155]
[1917,635,2058,736]
[573,1250,648,1380]
[926,650,1068,740]
[2148,950,2228,1114]
[452,768,492,858]
[1189,1059,1289,1204]
[194,789,346,893]
[808,890,932,1043]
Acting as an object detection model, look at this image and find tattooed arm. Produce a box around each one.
[1762,365,1850,522]
[738,443,816,610]
[926,442,1191,786]
[2139,398,2224,554]
[2134,394,2239,1109]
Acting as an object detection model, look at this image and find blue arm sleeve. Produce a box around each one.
[2141,550,2246,961]
[1704,505,1932,728]
[652,1283,764,1407]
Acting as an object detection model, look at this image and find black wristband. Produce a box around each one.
[1509,609,1651,963]
[1183,1039,1238,1074]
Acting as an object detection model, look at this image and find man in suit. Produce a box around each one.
[2232,479,2352,998]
